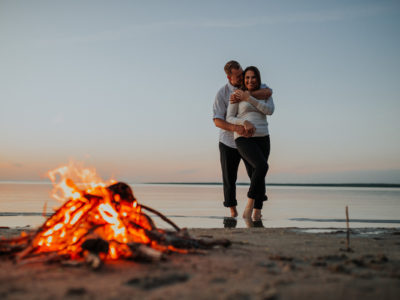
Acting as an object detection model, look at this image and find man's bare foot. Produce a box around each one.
[252,209,262,221]
[230,206,238,218]
[242,198,254,219]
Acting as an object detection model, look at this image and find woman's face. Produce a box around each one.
[244,70,258,91]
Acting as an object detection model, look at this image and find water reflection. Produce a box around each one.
[243,218,264,228]
[223,217,237,228]
[2,183,400,229]
[223,217,265,228]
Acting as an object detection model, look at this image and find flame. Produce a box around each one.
[29,162,174,260]
[48,162,114,202]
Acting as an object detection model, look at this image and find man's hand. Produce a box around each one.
[234,125,246,136]
[234,124,254,138]
[230,90,250,103]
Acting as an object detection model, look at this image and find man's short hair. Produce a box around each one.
[224,60,241,76]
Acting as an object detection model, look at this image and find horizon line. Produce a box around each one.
[145,182,400,188]
[1,180,399,188]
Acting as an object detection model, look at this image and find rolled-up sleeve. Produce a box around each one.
[213,92,226,120]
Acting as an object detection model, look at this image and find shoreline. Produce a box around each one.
[1,227,399,299]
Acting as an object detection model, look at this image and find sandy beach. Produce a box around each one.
[0,226,399,300]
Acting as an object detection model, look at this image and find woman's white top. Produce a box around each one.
[227,95,274,139]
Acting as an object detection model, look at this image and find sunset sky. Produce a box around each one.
[1,0,399,183]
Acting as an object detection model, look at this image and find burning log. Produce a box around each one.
[81,238,109,254]
[128,243,165,262]
[81,238,109,269]
[0,165,230,269]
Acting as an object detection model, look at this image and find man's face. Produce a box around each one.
[228,68,243,88]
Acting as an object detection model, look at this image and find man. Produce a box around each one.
[213,60,272,218]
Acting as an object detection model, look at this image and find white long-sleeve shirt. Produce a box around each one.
[227,96,274,139]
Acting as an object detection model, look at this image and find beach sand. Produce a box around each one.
[0,227,399,300]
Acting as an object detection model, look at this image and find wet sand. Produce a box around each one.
[1,227,400,300]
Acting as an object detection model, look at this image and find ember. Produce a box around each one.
[0,163,230,268]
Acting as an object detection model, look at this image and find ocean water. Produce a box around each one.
[0,182,399,229]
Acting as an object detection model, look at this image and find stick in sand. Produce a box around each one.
[345,205,350,251]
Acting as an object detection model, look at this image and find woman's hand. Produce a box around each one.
[230,93,240,104]
[243,120,255,131]
[230,90,250,103]
[237,90,251,102]
[243,120,255,137]
[233,123,254,137]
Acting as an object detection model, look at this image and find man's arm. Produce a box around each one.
[233,90,275,116]
[213,88,253,137]
[250,87,272,100]
[230,87,272,103]
[213,89,244,134]
[213,118,247,136]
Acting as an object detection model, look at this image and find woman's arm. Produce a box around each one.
[247,96,275,115]
[226,102,244,125]
[227,102,255,135]
[233,90,275,115]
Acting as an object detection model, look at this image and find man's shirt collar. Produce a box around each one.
[227,81,237,93]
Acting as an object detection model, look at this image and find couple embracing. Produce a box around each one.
[213,60,275,222]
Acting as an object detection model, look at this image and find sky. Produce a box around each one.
[1,0,399,184]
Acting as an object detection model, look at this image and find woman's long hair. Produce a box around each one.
[242,66,261,91]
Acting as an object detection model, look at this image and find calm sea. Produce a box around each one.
[0,182,399,229]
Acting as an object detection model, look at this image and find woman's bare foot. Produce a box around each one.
[230,206,238,218]
[242,198,254,219]
[252,209,262,221]
[244,218,254,228]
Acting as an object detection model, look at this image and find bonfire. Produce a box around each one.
[0,163,230,268]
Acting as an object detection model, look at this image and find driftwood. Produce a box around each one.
[0,182,230,269]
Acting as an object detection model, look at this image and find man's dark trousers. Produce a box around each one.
[219,142,252,207]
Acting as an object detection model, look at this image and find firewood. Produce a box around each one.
[84,252,102,270]
[141,204,180,232]
[17,252,67,265]
[0,181,231,266]
[129,243,164,262]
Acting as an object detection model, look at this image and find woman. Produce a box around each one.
[227,66,274,221]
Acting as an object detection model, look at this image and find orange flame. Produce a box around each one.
[30,162,176,260]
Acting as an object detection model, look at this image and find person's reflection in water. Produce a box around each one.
[253,220,264,227]
[244,218,264,228]
[223,217,237,228]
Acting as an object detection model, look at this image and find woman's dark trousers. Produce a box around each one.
[235,136,270,210]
